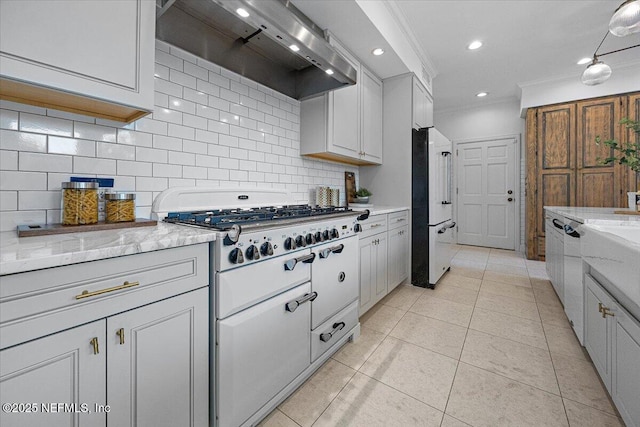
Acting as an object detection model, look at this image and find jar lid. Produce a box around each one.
[105,192,136,200]
[62,181,99,189]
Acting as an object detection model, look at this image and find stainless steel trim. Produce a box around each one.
[285,291,318,312]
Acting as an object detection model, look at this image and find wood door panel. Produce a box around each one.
[628,93,640,191]
[540,107,573,169]
[538,173,572,235]
[579,101,616,168]
[579,173,615,207]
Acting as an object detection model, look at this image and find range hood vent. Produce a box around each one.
[156,0,357,100]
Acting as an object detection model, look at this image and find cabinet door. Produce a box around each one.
[387,229,401,292]
[374,233,389,304]
[584,275,613,390]
[0,321,106,427]
[412,79,427,129]
[359,238,374,315]
[0,0,154,120]
[107,288,209,427]
[576,96,625,208]
[398,225,410,284]
[611,306,640,427]
[361,67,383,164]
[328,56,360,159]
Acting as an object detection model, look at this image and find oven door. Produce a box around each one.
[217,282,312,427]
[311,235,359,329]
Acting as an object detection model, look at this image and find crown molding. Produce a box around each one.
[380,0,438,79]
[434,95,521,115]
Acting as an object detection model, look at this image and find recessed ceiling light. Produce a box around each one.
[476,92,488,97]
[577,57,592,65]
[372,48,385,56]
[289,44,300,52]
[236,8,249,18]
[325,69,334,75]
[467,40,483,50]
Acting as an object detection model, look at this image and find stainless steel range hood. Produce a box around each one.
[156,0,357,100]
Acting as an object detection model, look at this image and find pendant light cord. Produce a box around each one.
[593,30,609,57]
[599,43,640,57]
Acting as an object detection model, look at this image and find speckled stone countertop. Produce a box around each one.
[544,206,640,224]
[0,222,217,276]
[350,205,410,216]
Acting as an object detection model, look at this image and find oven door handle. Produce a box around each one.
[319,244,345,259]
[284,253,316,271]
[285,291,318,313]
[320,322,346,342]
[552,218,564,229]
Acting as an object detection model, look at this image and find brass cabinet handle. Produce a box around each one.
[90,337,99,355]
[75,281,140,300]
[598,302,615,318]
[371,224,383,228]
[396,218,406,222]
[116,328,125,345]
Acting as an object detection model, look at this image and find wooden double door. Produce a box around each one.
[526,92,640,260]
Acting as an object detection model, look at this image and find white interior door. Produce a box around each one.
[457,137,516,250]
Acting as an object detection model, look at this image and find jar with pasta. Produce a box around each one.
[61,182,99,225]
[105,193,136,223]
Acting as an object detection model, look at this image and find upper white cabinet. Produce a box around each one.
[413,78,433,129]
[300,37,383,165]
[0,0,155,122]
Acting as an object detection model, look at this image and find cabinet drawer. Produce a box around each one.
[359,214,387,238]
[0,244,208,349]
[388,210,409,230]
[311,300,359,363]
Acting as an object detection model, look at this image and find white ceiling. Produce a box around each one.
[292,0,640,112]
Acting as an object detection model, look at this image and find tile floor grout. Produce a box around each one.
[260,245,625,427]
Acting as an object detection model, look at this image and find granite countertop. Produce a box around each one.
[0,222,218,276]
[350,205,410,216]
[544,206,640,224]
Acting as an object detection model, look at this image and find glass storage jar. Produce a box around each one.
[61,182,99,225]
[105,193,136,223]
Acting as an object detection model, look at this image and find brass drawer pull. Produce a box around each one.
[75,281,140,300]
[90,337,99,355]
[598,303,615,318]
[116,328,125,345]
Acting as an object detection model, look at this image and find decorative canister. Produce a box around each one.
[105,193,136,223]
[61,182,99,225]
[316,186,331,207]
[330,188,340,206]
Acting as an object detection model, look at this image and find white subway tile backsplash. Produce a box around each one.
[96,142,135,160]
[20,152,72,172]
[74,122,117,142]
[0,109,19,130]
[18,190,60,210]
[153,163,182,178]
[0,191,18,211]
[0,150,17,170]
[117,160,152,177]
[1,42,358,224]
[117,129,153,147]
[168,123,195,140]
[49,136,96,157]
[153,135,183,151]
[0,171,47,191]
[0,129,47,152]
[73,156,116,175]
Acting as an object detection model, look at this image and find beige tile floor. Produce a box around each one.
[259,245,625,427]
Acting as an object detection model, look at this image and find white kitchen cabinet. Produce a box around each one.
[412,78,434,129]
[107,288,209,427]
[300,36,383,165]
[387,210,410,292]
[0,321,107,427]
[0,0,154,122]
[584,272,640,427]
[544,213,565,303]
[359,232,388,315]
[0,245,209,427]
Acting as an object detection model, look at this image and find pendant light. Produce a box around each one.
[581,57,612,85]
[609,0,640,37]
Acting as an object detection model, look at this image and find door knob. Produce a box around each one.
[508,197,514,202]
[507,190,513,194]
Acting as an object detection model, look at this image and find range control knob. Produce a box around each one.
[322,230,330,241]
[306,233,315,245]
[314,231,323,242]
[331,228,339,239]
[354,224,362,233]
[229,248,244,264]
[284,237,297,250]
[260,242,273,256]
[296,235,307,247]
[245,245,260,261]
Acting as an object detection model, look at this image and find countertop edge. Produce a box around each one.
[350,206,410,216]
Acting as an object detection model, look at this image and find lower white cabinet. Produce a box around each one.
[0,245,209,427]
[387,225,409,292]
[359,232,388,315]
[584,272,640,427]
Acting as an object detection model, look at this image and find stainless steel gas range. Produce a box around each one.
[152,187,368,427]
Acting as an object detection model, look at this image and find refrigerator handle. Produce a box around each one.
[441,152,452,204]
